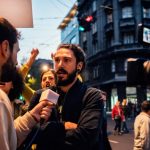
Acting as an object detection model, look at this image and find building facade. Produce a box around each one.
[77,0,150,110]
[58,4,79,44]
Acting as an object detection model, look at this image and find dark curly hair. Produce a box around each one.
[0,17,20,52]
[1,66,24,101]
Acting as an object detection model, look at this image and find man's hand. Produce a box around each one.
[29,100,54,122]
[64,122,77,130]
[31,48,39,59]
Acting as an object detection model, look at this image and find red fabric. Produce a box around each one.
[112,105,124,121]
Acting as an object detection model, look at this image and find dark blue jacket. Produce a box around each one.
[29,79,104,150]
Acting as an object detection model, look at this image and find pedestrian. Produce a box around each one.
[34,43,104,150]
[121,99,129,133]
[133,100,150,150]
[0,17,53,150]
[112,100,124,135]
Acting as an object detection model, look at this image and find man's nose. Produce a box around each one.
[58,60,64,67]
[45,78,50,82]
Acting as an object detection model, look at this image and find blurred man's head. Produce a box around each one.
[53,44,86,87]
[40,69,56,89]
[0,17,20,81]
[0,67,24,101]
[141,100,150,115]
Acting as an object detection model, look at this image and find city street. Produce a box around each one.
[107,113,135,150]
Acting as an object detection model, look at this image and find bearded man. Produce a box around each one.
[35,44,104,150]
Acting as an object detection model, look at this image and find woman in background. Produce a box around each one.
[112,101,124,135]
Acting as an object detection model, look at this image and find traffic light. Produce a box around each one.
[78,15,93,32]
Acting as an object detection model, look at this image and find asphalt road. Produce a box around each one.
[107,114,135,150]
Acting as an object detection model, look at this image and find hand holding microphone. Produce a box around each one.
[29,89,59,124]
[39,89,59,124]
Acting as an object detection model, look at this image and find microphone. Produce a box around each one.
[39,89,59,125]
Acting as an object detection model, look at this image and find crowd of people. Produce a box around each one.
[0,17,111,150]
[111,99,150,149]
[0,17,150,150]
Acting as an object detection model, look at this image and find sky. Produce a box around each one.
[17,0,76,64]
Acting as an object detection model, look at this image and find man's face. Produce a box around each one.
[11,42,20,66]
[0,41,19,82]
[53,48,78,86]
[41,71,55,88]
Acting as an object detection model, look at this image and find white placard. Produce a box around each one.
[0,0,33,28]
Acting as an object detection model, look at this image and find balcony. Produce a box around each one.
[120,18,135,27]
[118,0,133,5]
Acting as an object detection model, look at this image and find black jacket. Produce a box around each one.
[29,79,104,150]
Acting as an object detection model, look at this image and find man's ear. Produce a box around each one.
[77,62,83,73]
[1,40,9,58]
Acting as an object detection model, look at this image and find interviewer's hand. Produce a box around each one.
[64,122,77,130]
[29,100,54,122]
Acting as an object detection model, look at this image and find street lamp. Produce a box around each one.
[41,64,49,71]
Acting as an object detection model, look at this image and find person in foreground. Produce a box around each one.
[0,17,53,150]
[133,100,150,150]
[35,44,104,150]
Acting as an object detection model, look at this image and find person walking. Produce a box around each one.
[121,99,129,133]
[112,101,124,135]
[133,100,150,150]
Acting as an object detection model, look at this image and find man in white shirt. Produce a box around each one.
[0,17,53,150]
[134,101,150,150]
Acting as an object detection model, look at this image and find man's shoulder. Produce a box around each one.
[86,87,105,96]
[84,87,105,101]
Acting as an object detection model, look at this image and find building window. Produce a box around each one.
[70,36,76,44]
[92,41,98,54]
[122,7,133,18]
[92,33,98,53]
[143,7,150,18]
[92,21,97,34]
[124,60,127,71]
[93,66,99,78]
[111,60,116,72]
[107,13,113,23]
[92,0,97,12]
[106,35,114,48]
[83,41,87,53]
[83,32,87,42]
[123,32,134,44]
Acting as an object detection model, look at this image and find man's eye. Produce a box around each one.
[42,78,46,81]
[54,58,59,63]
[64,58,70,62]
[48,77,54,80]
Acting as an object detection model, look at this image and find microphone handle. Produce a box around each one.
[40,117,45,126]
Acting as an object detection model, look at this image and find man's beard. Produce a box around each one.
[0,56,15,82]
[56,68,77,86]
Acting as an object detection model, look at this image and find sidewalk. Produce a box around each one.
[106,112,135,150]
